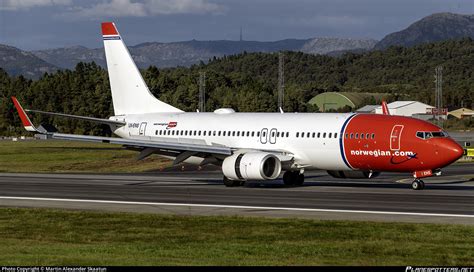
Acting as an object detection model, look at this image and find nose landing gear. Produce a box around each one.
[411,179,425,190]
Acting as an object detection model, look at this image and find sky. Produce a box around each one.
[0,0,473,50]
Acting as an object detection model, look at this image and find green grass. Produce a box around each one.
[0,208,472,265]
[0,140,171,173]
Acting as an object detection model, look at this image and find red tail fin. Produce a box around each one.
[381,100,390,115]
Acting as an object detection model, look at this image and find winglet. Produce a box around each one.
[11,97,38,132]
[381,100,390,115]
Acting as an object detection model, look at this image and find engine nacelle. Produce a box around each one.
[222,152,281,180]
[327,170,381,179]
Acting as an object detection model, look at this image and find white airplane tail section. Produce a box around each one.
[102,22,182,115]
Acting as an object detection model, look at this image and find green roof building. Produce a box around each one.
[308,92,390,112]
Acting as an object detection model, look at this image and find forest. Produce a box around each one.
[0,38,472,136]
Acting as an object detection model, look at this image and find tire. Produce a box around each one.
[419,180,425,190]
[223,176,240,187]
[411,180,423,190]
[283,171,294,186]
[294,174,305,186]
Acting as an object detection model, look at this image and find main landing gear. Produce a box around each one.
[411,179,425,190]
[282,171,305,186]
[223,176,245,187]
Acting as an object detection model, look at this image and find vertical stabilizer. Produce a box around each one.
[102,22,182,115]
[381,100,390,115]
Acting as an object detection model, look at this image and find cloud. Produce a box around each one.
[66,0,225,19]
[0,0,72,10]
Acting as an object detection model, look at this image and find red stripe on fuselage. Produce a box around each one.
[342,114,462,172]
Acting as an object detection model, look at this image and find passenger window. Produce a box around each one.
[329,133,332,138]
[350,133,353,139]
[345,133,348,139]
[334,133,338,138]
[237,131,240,137]
[323,133,326,138]
[306,132,310,138]
[218,131,221,136]
[317,132,320,138]
[286,132,289,137]
[246,131,250,137]
[355,133,359,139]
[213,131,216,136]
[155,130,158,135]
[257,132,260,137]
[371,133,375,139]
[361,133,364,139]
[296,132,299,138]
[366,133,369,139]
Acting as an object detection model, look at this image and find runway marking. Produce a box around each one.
[1,196,473,218]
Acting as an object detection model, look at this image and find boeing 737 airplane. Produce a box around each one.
[12,22,464,190]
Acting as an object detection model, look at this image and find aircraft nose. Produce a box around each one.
[439,139,464,165]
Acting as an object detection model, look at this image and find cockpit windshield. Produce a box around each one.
[416,131,448,140]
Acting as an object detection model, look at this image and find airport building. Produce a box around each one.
[308,92,389,112]
[448,108,474,119]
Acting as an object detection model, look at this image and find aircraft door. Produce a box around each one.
[260,128,268,144]
[390,125,404,150]
[139,122,147,136]
[269,128,277,144]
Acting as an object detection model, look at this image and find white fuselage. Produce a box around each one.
[111,111,354,171]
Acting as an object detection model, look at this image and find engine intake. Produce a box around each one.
[327,170,380,179]
[222,152,281,180]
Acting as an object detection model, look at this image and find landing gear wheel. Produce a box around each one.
[295,174,305,186]
[283,171,294,185]
[283,171,304,186]
[223,176,241,187]
[411,179,424,190]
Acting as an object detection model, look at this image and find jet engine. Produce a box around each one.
[222,152,281,180]
[327,170,381,179]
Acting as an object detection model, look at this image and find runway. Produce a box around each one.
[0,163,473,224]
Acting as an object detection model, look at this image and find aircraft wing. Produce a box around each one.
[25,109,126,126]
[12,96,232,156]
[50,133,232,155]
[11,97,297,163]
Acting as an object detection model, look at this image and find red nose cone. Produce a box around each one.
[442,139,464,165]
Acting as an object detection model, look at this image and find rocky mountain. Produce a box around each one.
[31,38,377,69]
[375,13,474,50]
[0,44,57,78]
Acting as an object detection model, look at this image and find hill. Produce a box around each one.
[375,13,474,49]
[0,44,57,79]
[31,38,377,70]
[1,38,472,135]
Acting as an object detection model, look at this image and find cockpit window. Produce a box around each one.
[416,131,448,140]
